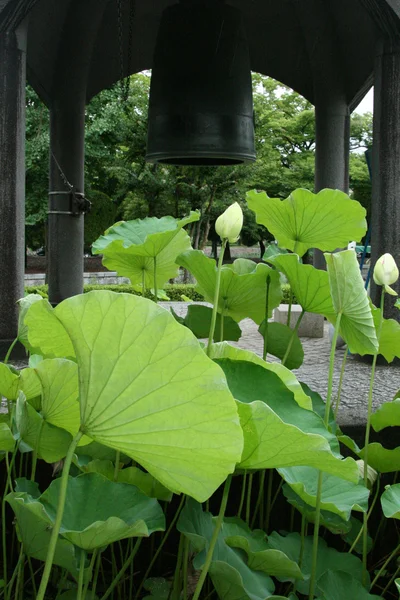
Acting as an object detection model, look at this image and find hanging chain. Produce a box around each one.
[117,0,136,104]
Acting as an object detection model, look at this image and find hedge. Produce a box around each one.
[25,283,293,304]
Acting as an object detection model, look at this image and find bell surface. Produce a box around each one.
[146,0,256,166]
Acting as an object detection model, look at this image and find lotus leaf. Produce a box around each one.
[370,399,400,431]
[177,250,282,324]
[258,321,304,369]
[381,484,400,519]
[0,362,19,400]
[174,303,242,342]
[278,466,368,520]
[7,472,165,550]
[341,517,373,555]
[0,423,15,452]
[371,305,400,363]
[282,485,352,534]
[51,291,243,502]
[325,251,378,355]
[17,293,43,345]
[23,298,75,359]
[317,570,381,600]
[246,188,367,257]
[265,253,335,318]
[8,479,87,580]
[267,532,366,595]
[300,383,338,435]
[215,358,340,454]
[209,343,312,410]
[359,444,400,473]
[177,499,276,599]
[92,213,199,289]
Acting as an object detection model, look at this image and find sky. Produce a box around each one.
[354,88,373,114]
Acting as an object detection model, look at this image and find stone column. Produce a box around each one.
[370,38,400,321]
[47,0,107,305]
[0,24,27,358]
[313,93,351,269]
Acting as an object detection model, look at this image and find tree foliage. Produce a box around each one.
[25,73,373,251]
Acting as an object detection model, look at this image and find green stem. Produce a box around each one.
[92,550,102,600]
[207,239,227,356]
[263,276,271,361]
[286,289,293,327]
[100,538,141,600]
[82,549,98,600]
[309,312,342,600]
[3,443,19,600]
[381,564,400,597]
[5,545,24,600]
[183,537,189,600]
[15,547,24,600]
[362,288,385,585]
[36,430,83,600]
[4,337,18,365]
[31,419,44,481]
[237,471,247,518]
[27,556,38,599]
[114,451,120,482]
[293,514,306,595]
[251,470,265,529]
[246,472,253,526]
[76,550,86,600]
[171,534,184,600]
[220,309,224,342]
[349,477,380,555]
[265,470,274,533]
[282,309,305,366]
[371,542,400,589]
[153,256,158,303]
[192,475,232,600]
[134,495,186,600]
[334,348,349,419]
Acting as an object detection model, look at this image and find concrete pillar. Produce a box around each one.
[47,0,107,305]
[0,25,27,358]
[370,39,400,321]
[313,93,351,269]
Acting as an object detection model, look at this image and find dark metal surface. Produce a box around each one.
[146,1,255,165]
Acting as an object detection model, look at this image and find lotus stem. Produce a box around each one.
[334,348,349,418]
[362,287,385,585]
[172,534,184,599]
[134,494,186,600]
[263,276,271,361]
[36,430,83,600]
[192,475,232,600]
[309,312,342,600]
[31,419,44,481]
[237,471,247,518]
[220,309,225,342]
[246,472,254,526]
[251,470,266,529]
[371,542,400,589]
[286,288,293,327]
[4,337,18,365]
[100,538,141,600]
[282,309,305,367]
[2,442,19,600]
[81,549,98,600]
[265,469,274,533]
[76,550,86,600]
[207,239,227,356]
[348,475,380,555]
[153,257,158,303]
[183,536,190,600]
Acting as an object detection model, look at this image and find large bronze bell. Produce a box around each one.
[146,0,256,165]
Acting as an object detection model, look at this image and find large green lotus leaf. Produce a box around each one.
[52,291,243,502]
[278,466,368,520]
[19,367,42,409]
[317,570,382,600]
[263,244,289,262]
[246,188,367,257]
[0,362,19,400]
[0,423,15,452]
[9,472,165,550]
[17,293,43,345]
[371,305,400,363]
[209,342,312,410]
[300,383,338,435]
[222,518,302,579]
[370,399,400,432]
[7,479,86,580]
[15,392,72,462]
[258,321,304,369]
[265,254,335,318]
[267,532,366,595]
[177,499,276,600]
[236,401,358,480]
[215,359,340,455]
[325,251,378,355]
[178,250,282,324]
[359,443,400,473]
[92,213,198,255]
[381,483,400,519]
[282,485,352,535]
[80,459,172,501]
[181,304,242,342]
[23,298,75,360]
[92,213,198,289]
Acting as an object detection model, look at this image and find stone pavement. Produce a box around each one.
[163,302,400,428]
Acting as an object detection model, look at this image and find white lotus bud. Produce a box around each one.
[373,253,399,295]
[215,202,243,244]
